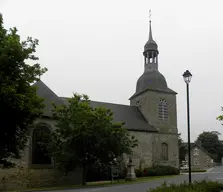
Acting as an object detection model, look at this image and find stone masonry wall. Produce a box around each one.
[130,89,179,168]
[123,131,179,169]
[130,90,178,133]
[185,148,213,170]
[0,118,83,190]
[123,131,155,169]
[154,133,179,168]
[0,167,83,191]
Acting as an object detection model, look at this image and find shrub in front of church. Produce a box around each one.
[87,164,127,182]
[147,180,223,192]
[86,164,111,182]
[135,165,179,177]
[135,168,144,177]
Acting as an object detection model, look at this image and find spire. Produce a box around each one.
[149,10,153,41]
[144,10,158,54]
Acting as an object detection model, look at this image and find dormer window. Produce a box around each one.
[158,98,168,121]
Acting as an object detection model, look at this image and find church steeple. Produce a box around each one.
[143,10,159,72]
[130,13,170,98]
[149,20,153,41]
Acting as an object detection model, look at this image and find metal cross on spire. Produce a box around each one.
[149,10,152,22]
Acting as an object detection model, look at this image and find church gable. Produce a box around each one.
[33,80,64,117]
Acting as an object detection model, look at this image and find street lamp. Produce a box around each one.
[183,70,192,184]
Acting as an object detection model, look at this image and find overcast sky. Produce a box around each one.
[1,0,223,141]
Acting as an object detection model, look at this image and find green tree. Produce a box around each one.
[0,14,47,166]
[178,134,187,165]
[196,131,223,162]
[43,93,138,185]
[217,107,223,123]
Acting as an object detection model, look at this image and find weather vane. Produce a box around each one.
[149,10,152,22]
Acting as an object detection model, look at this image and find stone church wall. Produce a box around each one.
[130,90,178,133]
[0,167,83,190]
[129,89,179,168]
[124,131,179,169]
[0,118,83,190]
[153,133,179,168]
[124,131,155,169]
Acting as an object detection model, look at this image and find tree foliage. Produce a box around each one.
[178,134,187,165]
[0,14,47,166]
[196,131,223,162]
[43,93,138,185]
[217,107,223,123]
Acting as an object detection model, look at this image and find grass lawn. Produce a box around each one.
[14,175,178,192]
[181,169,207,173]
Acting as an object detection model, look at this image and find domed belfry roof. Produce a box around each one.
[130,17,176,100]
[136,71,167,93]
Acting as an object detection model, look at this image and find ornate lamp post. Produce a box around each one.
[183,70,192,183]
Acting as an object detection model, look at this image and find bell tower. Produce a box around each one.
[129,12,177,132]
[129,13,179,168]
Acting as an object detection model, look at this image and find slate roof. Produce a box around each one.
[130,87,177,100]
[60,97,157,132]
[135,71,168,95]
[33,80,157,132]
[33,80,64,117]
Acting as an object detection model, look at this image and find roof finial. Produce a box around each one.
[149,9,152,23]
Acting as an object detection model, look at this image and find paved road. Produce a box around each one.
[42,166,223,192]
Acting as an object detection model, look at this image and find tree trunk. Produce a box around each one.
[82,166,87,186]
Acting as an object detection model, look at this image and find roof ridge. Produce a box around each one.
[59,97,133,108]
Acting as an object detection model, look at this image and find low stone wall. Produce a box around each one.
[0,167,83,191]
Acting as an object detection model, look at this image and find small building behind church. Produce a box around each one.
[185,143,213,170]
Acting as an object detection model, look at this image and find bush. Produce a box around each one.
[86,164,126,182]
[135,168,144,177]
[136,165,179,177]
[148,180,223,192]
[87,165,111,182]
[87,164,179,182]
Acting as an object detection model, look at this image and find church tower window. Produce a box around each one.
[158,98,168,121]
[161,143,168,160]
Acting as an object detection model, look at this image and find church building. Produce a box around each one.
[21,19,179,170]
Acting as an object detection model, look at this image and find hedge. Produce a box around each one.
[87,165,179,182]
[148,180,223,192]
[135,165,180,177]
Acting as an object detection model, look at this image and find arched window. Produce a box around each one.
[32,123,51,164]
[158,98,168,121]
[161,143,168,160]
